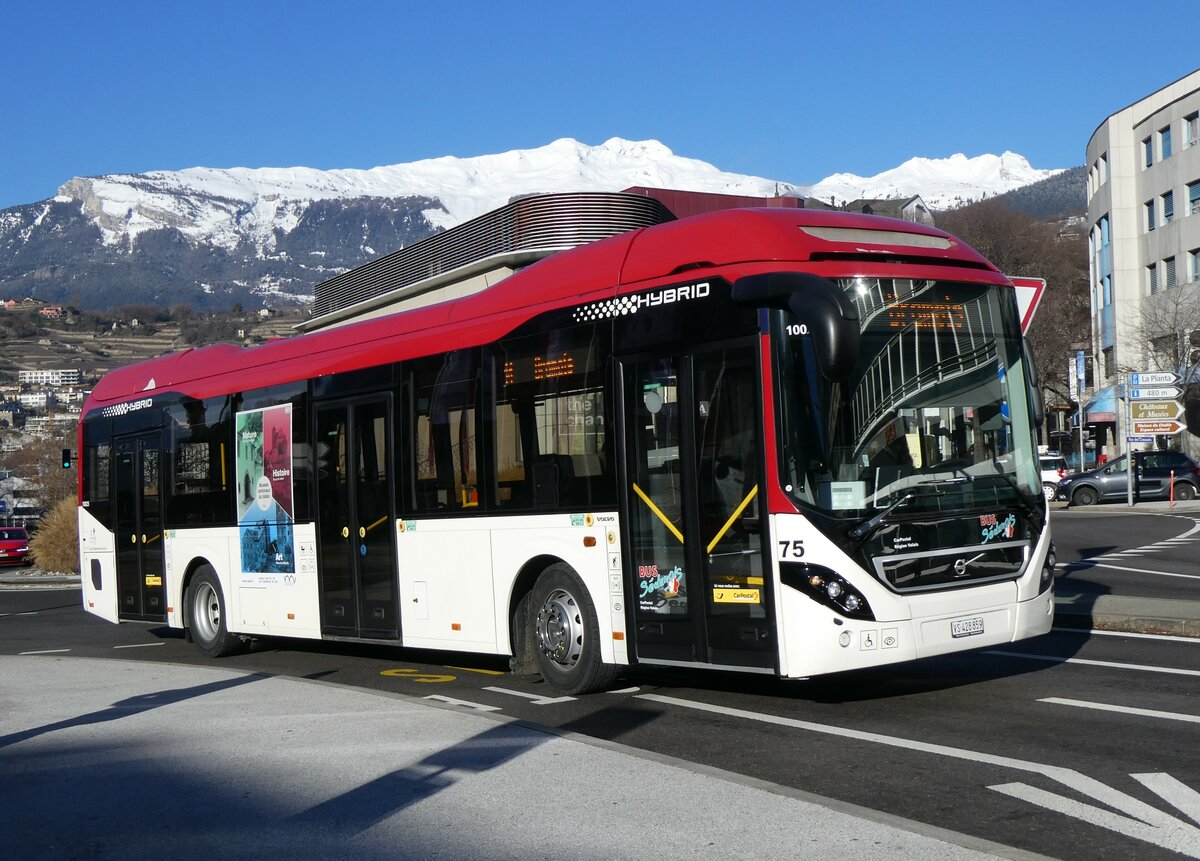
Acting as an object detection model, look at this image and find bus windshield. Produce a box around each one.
[774,278,1043,525]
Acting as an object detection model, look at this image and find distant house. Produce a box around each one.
[1,300,17,310]
[841,196,934,226]
[39,306,63,319]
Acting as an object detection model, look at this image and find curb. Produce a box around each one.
[1054,609,1200,638]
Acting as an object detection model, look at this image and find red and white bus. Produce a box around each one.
[77,206,1055,693]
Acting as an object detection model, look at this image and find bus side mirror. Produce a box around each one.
[1023,340,1045,427]
[732,272,860,380]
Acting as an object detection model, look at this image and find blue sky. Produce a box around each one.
[1,0,1198,210]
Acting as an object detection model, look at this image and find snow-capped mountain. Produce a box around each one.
[808,152,1063,210]
[57,138,803,253]
[0,139,1069,311]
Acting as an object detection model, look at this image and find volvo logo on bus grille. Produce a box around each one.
[572,281,711,322]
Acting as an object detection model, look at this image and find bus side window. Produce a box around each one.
[409,350,479,513]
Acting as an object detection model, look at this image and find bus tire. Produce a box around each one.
[187,566,244,658]
[530,563,617,695]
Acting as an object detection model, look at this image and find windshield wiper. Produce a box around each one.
[848,489,918,540]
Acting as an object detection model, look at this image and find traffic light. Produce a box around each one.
[62,448,72,469]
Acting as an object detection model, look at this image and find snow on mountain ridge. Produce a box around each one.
[56,138,799,252]
[808,151,1065,209]
[52,139,1066,254]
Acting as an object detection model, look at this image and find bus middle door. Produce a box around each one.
[315,396,399,639]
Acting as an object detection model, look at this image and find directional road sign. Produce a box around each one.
[1131,400,1185,421]
[1130,372,1179,386]
[1130,386,1181,400]
[1130,419,1186,435]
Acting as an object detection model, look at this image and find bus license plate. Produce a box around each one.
[951,617,985,638]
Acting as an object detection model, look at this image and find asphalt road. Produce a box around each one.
[1050,508,1200,603]
[4,576,1200,860]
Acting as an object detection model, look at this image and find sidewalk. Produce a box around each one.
[0,655,1038,860]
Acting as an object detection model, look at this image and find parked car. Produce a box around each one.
[0,527,31,566]
[1057,451,1200,505]
[1039,454,1068,501]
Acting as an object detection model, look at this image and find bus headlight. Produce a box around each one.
[782,562,875,620]
[1039,543,1056,595]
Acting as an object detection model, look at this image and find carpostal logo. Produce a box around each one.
[101,397,154,418]
[572,281,711,323]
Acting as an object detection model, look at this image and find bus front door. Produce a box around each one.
[622,344,774,671]
[112,432,165,622]
[315,397,399,639]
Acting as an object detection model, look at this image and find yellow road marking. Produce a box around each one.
[445,665,505,676]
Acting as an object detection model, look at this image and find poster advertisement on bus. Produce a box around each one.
[235,404,295,583]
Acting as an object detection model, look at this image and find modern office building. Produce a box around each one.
[1085,68,1200,459]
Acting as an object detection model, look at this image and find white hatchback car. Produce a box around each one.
[1039,454,1068,501]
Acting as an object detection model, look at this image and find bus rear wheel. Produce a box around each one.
[187,566,244,658]
[1174,482,1197,501]
[530,564,617,695]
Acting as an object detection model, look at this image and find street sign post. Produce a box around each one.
[1130,386,1181,400]
[1130,419,1185,435]
[1131,401,1185,421]
[1130,372,1179,386]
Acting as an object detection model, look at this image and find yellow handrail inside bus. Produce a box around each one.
[365,515,388,534]
[706,485,758,554]
[631,482,684,544]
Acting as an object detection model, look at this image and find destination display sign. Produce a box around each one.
[1130,419,1185,435]
[1130,372,1179,386]
[1130,386,1181,400]
[1131,401,1185,421]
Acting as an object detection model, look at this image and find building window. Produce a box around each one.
[1143,137,1154,167]
[1165,256,1177,290]
[1102,346,1114,379]
[1163,190,1175,224]
[1145,200,1156,231]
[1187,113,1200,148]
[1148,262,1158,295]
[1189,180,1200,216]
[1160,125,1173,159]
[1189,248,1200,283]
[1100,153,1109,183]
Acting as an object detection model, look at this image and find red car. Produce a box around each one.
[0,527,31,566]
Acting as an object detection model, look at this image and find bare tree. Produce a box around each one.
[1128,284,1200,455]
[937,201,1091,438]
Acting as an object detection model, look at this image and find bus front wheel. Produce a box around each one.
[530,564,617,695]
[187,566,244,658]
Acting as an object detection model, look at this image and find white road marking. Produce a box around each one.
[483,686,576,705]
[113,642,164,649]
[1064,560,1200,580]
[1052,626,1200,644]
[424,695,502,712]
[1133,773,1200,826]
[608,686,641,694]
[638,693,1200,857]
[984,650,1200,677]
[18,649,70,655]
[1039,697,1200,725]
